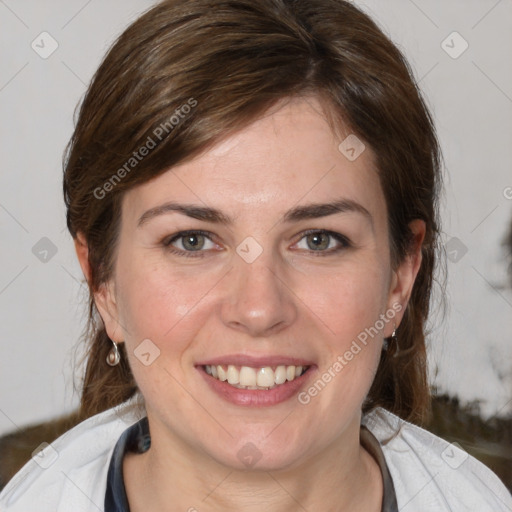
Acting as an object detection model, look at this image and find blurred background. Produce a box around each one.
[0,0,511,491]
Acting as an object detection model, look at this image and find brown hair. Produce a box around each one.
[64,0,442,425]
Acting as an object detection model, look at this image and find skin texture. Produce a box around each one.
[75,96,425,511]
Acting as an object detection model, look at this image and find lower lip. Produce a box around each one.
[197,366,315,407]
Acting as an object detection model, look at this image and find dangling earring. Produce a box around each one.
[106,340,121,366]
[383,324,399,356]
[390,326,399,358]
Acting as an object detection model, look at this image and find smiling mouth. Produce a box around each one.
[203,364,310,390]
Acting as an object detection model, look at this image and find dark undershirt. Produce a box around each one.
[104,418,398,512]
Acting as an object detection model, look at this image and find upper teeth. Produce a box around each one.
[204,364,307,389]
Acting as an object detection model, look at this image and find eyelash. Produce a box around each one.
[162,229,351,258]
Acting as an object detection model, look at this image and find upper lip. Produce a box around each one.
[196,354,315,367]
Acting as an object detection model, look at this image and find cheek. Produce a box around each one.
[302,263,389,340]
[115,254,220,348]
[300,270,388,407]
[114,258,217,401]
[297,261,390,398]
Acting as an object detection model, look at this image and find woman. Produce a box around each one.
[1,0,511,510]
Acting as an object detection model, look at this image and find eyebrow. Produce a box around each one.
[136,198,373,229]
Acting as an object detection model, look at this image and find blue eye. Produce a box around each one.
[163,230,216,256]
[162,229,350,258]
[295,230,350,254]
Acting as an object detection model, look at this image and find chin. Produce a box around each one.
[205,431,312,473]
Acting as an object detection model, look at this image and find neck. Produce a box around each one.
[123,416,382,512]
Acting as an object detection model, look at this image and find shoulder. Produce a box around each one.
[0,397,144,512]
[362,407,512,512]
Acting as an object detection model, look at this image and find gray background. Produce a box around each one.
[1,0,511,435]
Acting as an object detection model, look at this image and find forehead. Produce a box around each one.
[122,96,386,226]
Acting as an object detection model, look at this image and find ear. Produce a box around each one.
[385,219,426,336]
[74,232,91,284]
[73,232,124,343]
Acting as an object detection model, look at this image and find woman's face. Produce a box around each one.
[95,96,422,471]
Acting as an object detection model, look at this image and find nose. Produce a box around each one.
[219,252,298,337]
